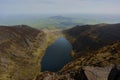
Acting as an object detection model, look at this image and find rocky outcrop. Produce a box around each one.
[0,25,47,80]
[84,66,113,80]
[36,71,74,80]
[35,65,120,80]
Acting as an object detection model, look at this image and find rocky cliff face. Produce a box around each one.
[0,25,47,80]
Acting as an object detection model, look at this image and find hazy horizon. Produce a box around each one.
[0,0,120,28]
[1,0,120,15]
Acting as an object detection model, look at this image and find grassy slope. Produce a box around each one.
[0,25,47,80]
[63,23,120,55]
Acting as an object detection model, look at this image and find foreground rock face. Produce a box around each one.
[36,71,74,80]
[0,25,46,80]
[84,66,113,80]
[35,65,120,80]
[84,65,120,80]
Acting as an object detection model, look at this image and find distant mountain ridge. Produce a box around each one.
[49,16,72,20]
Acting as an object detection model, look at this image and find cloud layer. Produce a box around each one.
[0,0,120,15]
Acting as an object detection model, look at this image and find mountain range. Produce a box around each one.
[0,23,120,80]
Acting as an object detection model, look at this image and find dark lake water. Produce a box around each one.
[41,37,72,72]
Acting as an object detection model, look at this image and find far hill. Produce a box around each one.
[49,16,72,20]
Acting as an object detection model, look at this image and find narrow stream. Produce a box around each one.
[41,37,72,72]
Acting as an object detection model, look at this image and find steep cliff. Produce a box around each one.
[0,25,47,80]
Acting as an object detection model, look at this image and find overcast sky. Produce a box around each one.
[0,0,120,15]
